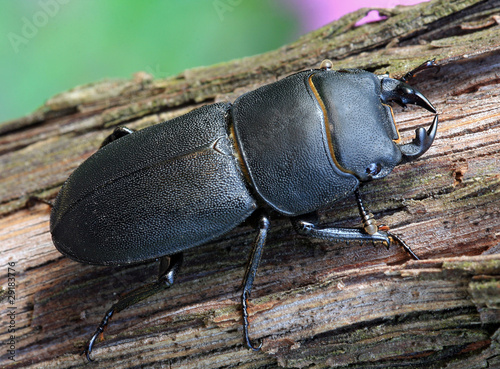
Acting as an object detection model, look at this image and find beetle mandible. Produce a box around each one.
[50,59,438,360]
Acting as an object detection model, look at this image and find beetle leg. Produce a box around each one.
[386,232,420,260]
[399,59,438,83]
[292,193,420,260]
[83,253,183,361]
[25,195,53,208]
[292,211,390,245]
[100,126,135,148]
[241,213,270,351]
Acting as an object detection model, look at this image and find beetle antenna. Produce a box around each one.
[355,189,420,260]
[354,189,378,236]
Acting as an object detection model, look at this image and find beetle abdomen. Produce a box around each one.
[51,103,256,265]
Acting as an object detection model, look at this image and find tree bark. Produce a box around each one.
[1,0,500,368]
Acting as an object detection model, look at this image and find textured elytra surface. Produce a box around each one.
[51,103,256,265]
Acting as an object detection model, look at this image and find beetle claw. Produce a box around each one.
[378,72,438,163]
[399,114,438,163]
[380,78,436,113]
[81,308,114,361]
[246,335,263,351]
[242,290,263,351]
[82,329,101,362]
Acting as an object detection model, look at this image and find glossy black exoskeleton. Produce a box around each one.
[50,59,438,360]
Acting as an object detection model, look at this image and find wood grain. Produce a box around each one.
[1,0,499,367]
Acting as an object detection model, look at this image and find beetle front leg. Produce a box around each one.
[292,211,391,245]
[83,252,183,361]
[241,213,270,351]
[292,192,419,260]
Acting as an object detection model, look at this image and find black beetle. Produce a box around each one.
[50,59,438,360]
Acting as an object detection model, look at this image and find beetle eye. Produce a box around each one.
[366,163,382,177]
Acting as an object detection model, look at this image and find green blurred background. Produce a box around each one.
[0,0,301,123]
[0,0,425,124]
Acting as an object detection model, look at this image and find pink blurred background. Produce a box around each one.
[290,0,429,32]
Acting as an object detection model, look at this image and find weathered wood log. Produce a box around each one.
[1,0,499,367]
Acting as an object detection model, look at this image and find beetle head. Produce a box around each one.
[310,70,437,182]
